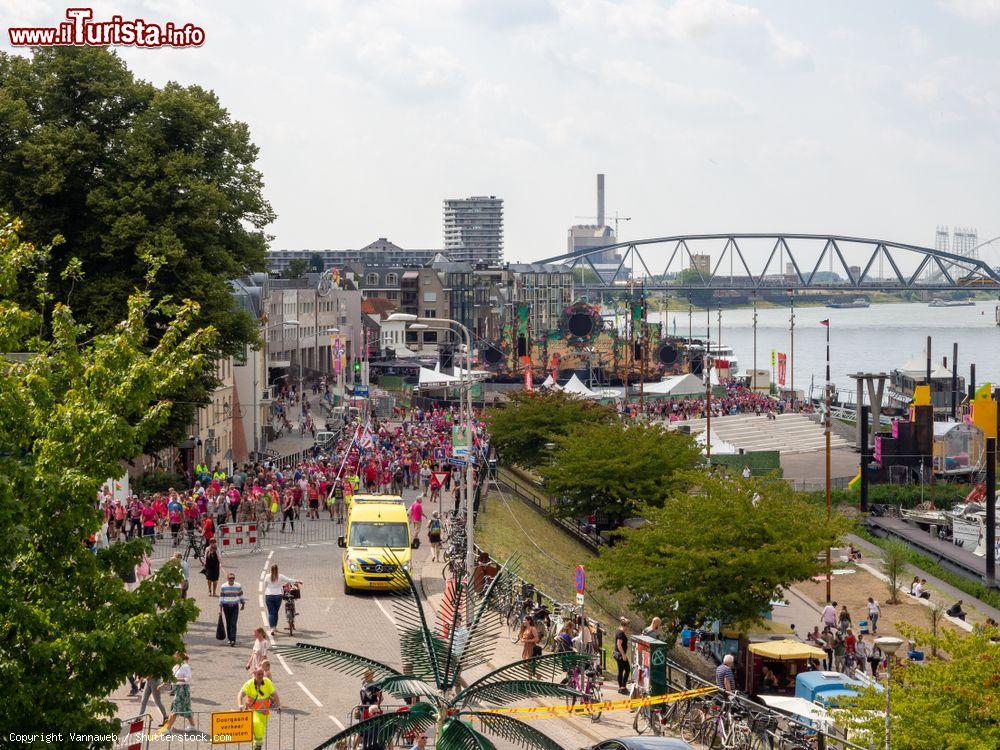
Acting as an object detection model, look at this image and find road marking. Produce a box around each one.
[329,715,345,729]
[276,652,293,675]
[375,598,396,625]
[297,681,323,707]
[258,580,263,592]
[258,594,264,608]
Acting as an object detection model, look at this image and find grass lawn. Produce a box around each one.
[476,491,632,633]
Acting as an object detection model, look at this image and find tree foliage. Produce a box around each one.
[592,474,850,630]
[281,258,310,278]
[0,214,204,735]
[538,421,701,522]
[486,390,612,469]
[842,625,1000,750]
[0,47,274,449]
[881,539,910,605]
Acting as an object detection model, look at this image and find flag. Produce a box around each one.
[358,420,375,450]
[820,319,829,327]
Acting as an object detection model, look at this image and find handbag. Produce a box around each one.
[216,612,226,641]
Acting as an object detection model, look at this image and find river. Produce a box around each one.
[650,301,1000,399]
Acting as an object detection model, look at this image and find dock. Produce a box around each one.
[866,515,997,589]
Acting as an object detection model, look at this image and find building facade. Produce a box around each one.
[267,238,439,276]
[443,196,504,264]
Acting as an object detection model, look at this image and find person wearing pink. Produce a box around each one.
[408,496,423,540]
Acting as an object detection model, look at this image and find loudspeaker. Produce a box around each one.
[566,312,595,338]
[516,335,528,357]
[657,344,679,366]
[482,345,504,366]
[633,342,643,361]
[690,353,704,375]
[440,346,454,370]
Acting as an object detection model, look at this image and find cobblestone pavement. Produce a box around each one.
[111,490,700,749]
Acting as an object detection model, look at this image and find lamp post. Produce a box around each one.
[388,313,476,581]
[257,319,300,457]
[875,636,904,750]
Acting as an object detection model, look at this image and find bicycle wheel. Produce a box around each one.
[585,685,603,722]
[679,707,705,744]
[633,705,651,735]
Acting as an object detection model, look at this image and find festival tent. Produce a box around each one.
[453,366,491,381]
[418,366,461,388]
[540,374,559,389]
[748,640,827,661]
[694,429,738,455]
[637,373,705,397]
[560,373,600,399]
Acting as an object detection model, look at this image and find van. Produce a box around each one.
[338,495,412,594]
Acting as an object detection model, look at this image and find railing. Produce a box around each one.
[495,467,606,550]
[140,709,298,748]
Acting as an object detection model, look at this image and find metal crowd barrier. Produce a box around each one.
[138,709,298,749]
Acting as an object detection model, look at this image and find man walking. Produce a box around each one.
[220,572,246,646]
[138,674,168,726]
[715,654,735,692]
[866,597,880,634]
[408,495,423,541]
[238,667,282,750]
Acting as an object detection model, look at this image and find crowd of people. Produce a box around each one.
[617,381,812,422]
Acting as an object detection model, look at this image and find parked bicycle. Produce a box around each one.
[181,530,206,563]
[565,657,604,722]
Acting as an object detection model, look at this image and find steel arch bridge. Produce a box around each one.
[537,233,1000,293]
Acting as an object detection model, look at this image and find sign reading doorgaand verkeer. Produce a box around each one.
[210,710,253,744]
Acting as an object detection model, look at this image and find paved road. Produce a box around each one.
[113,489,427,749]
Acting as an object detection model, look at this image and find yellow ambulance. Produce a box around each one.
[338,495,413,593]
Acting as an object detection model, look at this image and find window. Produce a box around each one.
[366,273,379,287]
[386,273,398,286]
[423,331,438,343]
[423,309,437,318]
[423,291,437,302]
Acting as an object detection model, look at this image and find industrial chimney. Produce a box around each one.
[597,173,605,228]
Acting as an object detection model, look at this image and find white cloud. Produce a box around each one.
[939,0,1000,20]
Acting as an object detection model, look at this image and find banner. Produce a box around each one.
[479,685,716,717]
[777,352,787,386]
[516,304,530,335]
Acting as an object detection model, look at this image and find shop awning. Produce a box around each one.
[748,639,826,661]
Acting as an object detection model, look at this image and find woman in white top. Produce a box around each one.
[264,564,301,634]
[157,654,195,734]
[246,627,270,673]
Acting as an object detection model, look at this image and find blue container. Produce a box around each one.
[908,650,924,662]
[859,620,869,634]
[681,627,691,647]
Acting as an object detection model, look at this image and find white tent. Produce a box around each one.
[453,366,491,381]
[418,367,461,388]
[638,373,705,397]
[695,429,738,455]
[560,373,600,399]
[541,374,559,389]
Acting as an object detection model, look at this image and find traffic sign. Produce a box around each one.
[353,385,369,397]
[210,710,253,744]
[430,472,449,489]
[448,457,467,467]
[575,565,586,594]
[576,592,585,606]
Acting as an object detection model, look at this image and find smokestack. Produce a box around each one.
[597,173,605,227]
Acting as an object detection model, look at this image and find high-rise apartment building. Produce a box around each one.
[443,196,504,264]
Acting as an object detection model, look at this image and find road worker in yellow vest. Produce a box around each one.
[238,668,282,749]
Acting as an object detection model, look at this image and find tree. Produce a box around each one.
[275,562,587,750]
[281,258,309,279]
[842,625,1000,750]
[486,390,612,469]
[0,47,274,450]
[674,268,715,307]
[0,214,205,735]
[538,421,701,522]
[592,474,850,631]
[309,252,325,273]
[881,539,910,604]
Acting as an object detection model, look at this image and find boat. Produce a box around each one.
[826,297,870,309]
[929,298,976,307]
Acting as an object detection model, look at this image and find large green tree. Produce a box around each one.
[486,390,612,469]
[592,474,849,631]
[842,625,999,750]
[538,421,701,522]
[0,214,203,735]
[0,47,274,449]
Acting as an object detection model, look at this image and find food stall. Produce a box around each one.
[744,639,827,696]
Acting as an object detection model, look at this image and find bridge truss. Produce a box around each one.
[537,233,1000,293]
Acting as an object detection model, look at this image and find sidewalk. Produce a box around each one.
[848,532,1000,624]
[416,557,707,749]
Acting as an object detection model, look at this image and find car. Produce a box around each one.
[581,739,695,750]
[314,430,337,445]
[337,495,412,594]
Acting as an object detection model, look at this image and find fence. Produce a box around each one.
[136,709,299,749]
[115,713,150,750]
[494,467,606,551]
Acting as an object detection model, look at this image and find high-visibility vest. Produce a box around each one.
[243,679,275,715]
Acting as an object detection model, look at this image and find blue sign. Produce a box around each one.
[353,385,369,397]
[448,455,477,467]
[575,565,586,594]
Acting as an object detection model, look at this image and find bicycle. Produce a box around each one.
[181,531,206,563]
[565,658,604,722]
[282,582,300,636]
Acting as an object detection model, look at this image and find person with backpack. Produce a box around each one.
[427,512,442,561]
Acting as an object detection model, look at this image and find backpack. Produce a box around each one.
[428,519,442,542]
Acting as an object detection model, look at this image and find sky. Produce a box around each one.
[4,0,1000,266]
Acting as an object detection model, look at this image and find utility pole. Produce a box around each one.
[824,318,832,603]
[789,293,796,408]
[752,294,758,391]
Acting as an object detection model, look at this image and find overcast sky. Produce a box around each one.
[4,0,999,265]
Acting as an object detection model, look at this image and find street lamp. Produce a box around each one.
[253,319,300,457]
[875,636,904,750]
[389,313,477,584]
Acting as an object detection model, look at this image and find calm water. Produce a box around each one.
[650,301,1000,398]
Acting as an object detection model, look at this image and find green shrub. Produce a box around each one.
[800,482,971,510]
[133,469,186,495]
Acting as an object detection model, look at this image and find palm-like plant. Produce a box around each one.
[274,560,590,750]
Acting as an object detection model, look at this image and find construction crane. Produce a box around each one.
[574,211,632,239]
